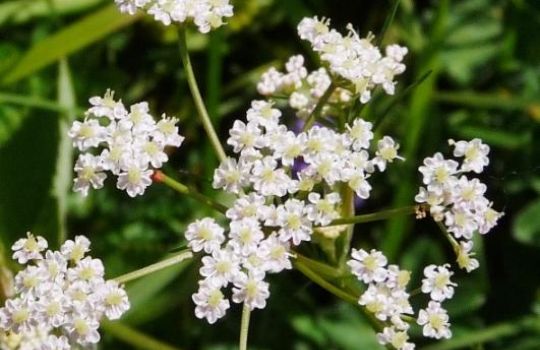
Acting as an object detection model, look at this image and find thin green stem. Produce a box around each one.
[155,171,227,213]
[294,252,343,278]
[293,259,383,332]
[113,250,193,284]
[303,82,337,131]
[239,303,251,350]
[179,27,227,163]
[326,205,419,227]
[294,260,358,304]
[435,221,460,252]
[338,186,355,267]
[102,321,183,350]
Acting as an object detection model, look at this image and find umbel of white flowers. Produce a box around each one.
[115,0,233,33]
[68,90,184,197]
[0,233,130,349]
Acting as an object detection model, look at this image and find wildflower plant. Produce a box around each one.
[1,2,505,350]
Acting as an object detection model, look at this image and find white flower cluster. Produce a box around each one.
[415,139,503,272]
[115,0,233,33]
[69,90,184,197]
[257,55,352,118]
[297,17,408,103]
[214,100,403,200]
[186,99,402,323]
[0,233,130,349]
[348,250,458,349]
[348,249,415,350]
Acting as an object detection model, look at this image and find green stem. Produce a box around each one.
[435,221,460,252]
[338,186,355,267]
[179,27,227,163]
[326,205,419,227]
[303,82,337,131]
[102,321,183,350]
[113,250,193,284]
[239,303,251,350]
[293,259,383,331]
[294,252,343,278]
[156,171,227,213]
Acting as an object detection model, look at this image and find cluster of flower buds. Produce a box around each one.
[69,90,184,197]
[297,17,408,103]
[0,233,130,349]
[415,139,503,271]
[257,55,352,118]
[115,0,233,33]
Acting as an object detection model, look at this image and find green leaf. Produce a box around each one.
[53,58,76,245]
[513,199,540,247]
[0,113,60,244]
[0,0,103,25]
[1,4,141,85]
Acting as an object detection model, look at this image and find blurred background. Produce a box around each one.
[0,0,539,349]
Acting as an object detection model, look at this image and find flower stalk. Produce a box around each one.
[114,250,193,284]
[153,171,228,213]
[239,303,251,350]
[179,26,227,163]
[326,205,420,227]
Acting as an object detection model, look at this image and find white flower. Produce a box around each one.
[66,313,101,345]
[377,326,415,350]
[68,257,105,285]
[213,157,251,194]
[228,218,264,256]
[246,100,281,130]
[192,279,230,324]
[11,232,48,264]
[259,233,292,273]
[73,154,107,196]
[68,119,107,151]
[372,136,403,171]
[348,248,388,284]
[418,153,459,187]
[199,249,241,287]
[232,271,270,310]
[417,301,452,339]
[276,199,312,245]
[449,138,490,173]
[251,157,294,197]
[116,159,153,197]
[154,116,185,147]
[227,120,264,153]
[98,281,130,320]
[306,192,340,226]
[226,193,266,221]
[0,297,34,333]
[421,264,457,302]
[347,119,373,151]
[185,218,225,254]
[456,241,479,272]
[61,235,91,262]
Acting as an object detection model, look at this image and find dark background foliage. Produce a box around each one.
[0,0,539,349]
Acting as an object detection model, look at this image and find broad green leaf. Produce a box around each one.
[513,199,540,247]
[53,58,76,245]
[0,113,59,244]
[1,4,141,85]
